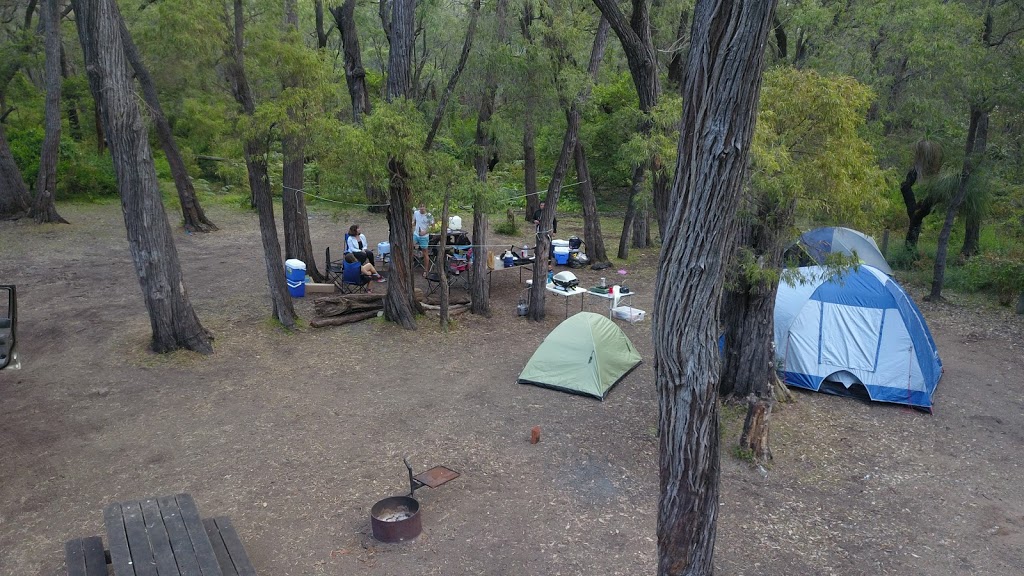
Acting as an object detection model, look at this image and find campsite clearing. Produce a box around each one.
[1,203,1023,575]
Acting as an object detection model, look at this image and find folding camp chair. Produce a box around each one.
[335,255,371,294]
[325,247,346,285]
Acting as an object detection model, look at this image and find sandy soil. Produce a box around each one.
[1,202,1022,575]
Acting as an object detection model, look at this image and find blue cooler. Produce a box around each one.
[553,247,570,265]
[285,258,306,297]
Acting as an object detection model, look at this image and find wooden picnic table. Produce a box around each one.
[101,493,255,576]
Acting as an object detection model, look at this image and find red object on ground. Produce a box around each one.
[530,426,541,444]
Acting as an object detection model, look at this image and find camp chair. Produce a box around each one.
[337,255,371,294]
[325,247,346,285]
[425,255,466,296]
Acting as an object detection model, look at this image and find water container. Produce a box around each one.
[449,215,462,230]
[285,259,306,297]
[377,241,391,256]
[503,251,515,268]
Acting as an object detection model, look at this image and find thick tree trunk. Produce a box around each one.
[381,0,421,329]
[930,105,984,301]
[424,0,479,151]
[93,99,105,154]
[114,3,216,233]
[575,141,608,265]
[73,0,213,354]
[330,0,372,123]
[653,1,778,574]
[0,125,32,219]
[32,0,69,225]
[226,0,297,328]
[666,8,690,92]
[524,109,539,218]
[738,394,774,461]
[281,0,323,282]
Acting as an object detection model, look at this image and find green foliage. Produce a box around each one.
[752,68,892,231]
[947,253,1024,304]
[494,219,520,236]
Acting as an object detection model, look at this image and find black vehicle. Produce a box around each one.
[1,285,18,370]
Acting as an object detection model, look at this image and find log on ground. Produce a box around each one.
[309,310,381,327]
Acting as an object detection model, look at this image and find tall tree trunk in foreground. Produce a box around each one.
[0,125,32,219]
[653,0,778,573]
[575,141,608,265]
[528,20,608,320]
[438,190,451,328]
[424,0,480,151]
[114,3,216,233]
[382,0,422,329]
[32,0,69,225]
[930,105,984,301]
[281,0,323,282]
[73,0,213,354]
[226,0,296,328]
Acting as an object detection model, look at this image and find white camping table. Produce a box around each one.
[586,288,638,324]
[545,283,587,318]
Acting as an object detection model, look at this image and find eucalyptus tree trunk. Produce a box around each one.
[528,21,608,320]
[632,201,651,248]
[114,3,215,233]
[32,0,69,225]
[314,0,329,49]
[575,141,608,266]
[281,0,322,282]
[424,0,480,151]
[0,125,32,219]
[60,42,83,141]
[959,111,988,261]
[523,109,539,218]
[468,0,508,317]
[382,0,422,329]
[226,0,296,328]
[930,105,984,301]
[719,196,796,462]
[592,0,662,251]
[653,0,778,573]
[574,18,610,267]
[330,0,372,123]
[73,0,213,353]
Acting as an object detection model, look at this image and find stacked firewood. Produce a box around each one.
[310,290,471,327]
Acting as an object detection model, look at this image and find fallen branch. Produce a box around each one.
[309,310,381,327]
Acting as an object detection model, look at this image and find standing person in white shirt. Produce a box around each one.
[412,203,434,277]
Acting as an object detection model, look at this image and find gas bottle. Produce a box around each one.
[521,245,529,259]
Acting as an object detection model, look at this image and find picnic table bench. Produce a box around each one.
[65,493,256,576]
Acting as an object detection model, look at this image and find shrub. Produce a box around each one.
[494,219,519,236]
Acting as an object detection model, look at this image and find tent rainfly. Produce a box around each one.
[518,312,642,399]
[774,265,942,410]
[798,226,893,275]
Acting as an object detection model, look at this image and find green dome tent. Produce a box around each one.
[517,312,642,399]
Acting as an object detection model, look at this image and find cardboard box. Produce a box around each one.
[304,283,337,294]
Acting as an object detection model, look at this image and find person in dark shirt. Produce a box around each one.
[531,201,557,234]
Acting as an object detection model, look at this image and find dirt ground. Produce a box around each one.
[1,202,1022,575]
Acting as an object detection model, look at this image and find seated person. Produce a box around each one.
[346,224,375,266]
[344,252,386,284]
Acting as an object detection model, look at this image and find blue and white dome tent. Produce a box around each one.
[774,265,942,411]
[798,226,893,275]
